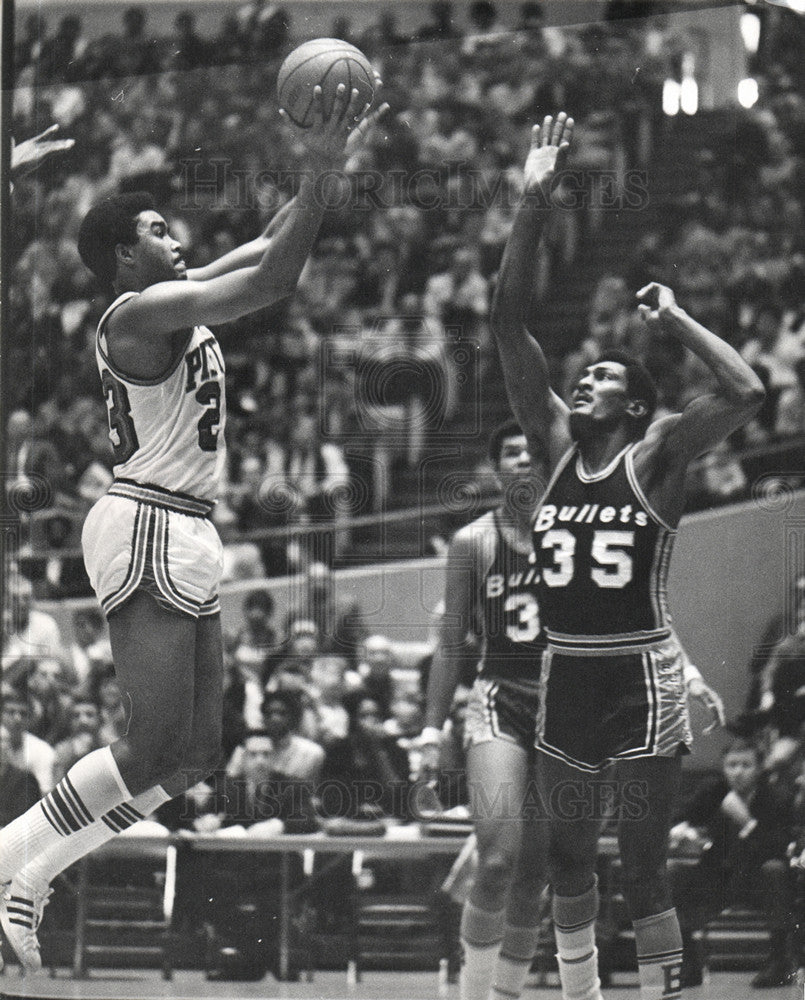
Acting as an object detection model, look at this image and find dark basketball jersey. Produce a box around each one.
[532,444,675,650]
[475,510,546,682]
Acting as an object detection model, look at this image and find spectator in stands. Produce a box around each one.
[25,656,75,745]
[228,589,278,730]
[757,589,805,774]
[37,15,87,84]
[112,5,162,77]
[269,403,353,561]
[264,618,323,702]
[685,438,750,511]
[415,1,459,42]
[746,574,805,713]
[347,634,397,716]
[776,356,805,436]
[170,11,210,71]
[219,729,318,835]
[226,689,324,786]
[321,694,411,820]
[387,693,426,781]
[287,563,368,666]
[89,663,128,745]
[1,577,63,678]
[463,0,507,55]
[52,696,103,782]
[669,733,795,988]
[68,607,112,695]
[741,300,801,396]
[307,654,350,746]
[0,685,56,793]
[423,246,489,339]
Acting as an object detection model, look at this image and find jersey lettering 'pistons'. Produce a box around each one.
[533,445,675,644]
[479,512,546,682]
[95,292,227,501]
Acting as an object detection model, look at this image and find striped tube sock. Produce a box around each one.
[634,908,683,1000]
[0,747,132,882]
[460,901,506,1000]
[491,921,541,1000]
[553,878,603,1000]
[17,786,171,894]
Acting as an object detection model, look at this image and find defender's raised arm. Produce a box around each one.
[491,114,574,468]
[635,283,765,504]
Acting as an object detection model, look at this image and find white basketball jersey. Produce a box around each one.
[95,292,227,501]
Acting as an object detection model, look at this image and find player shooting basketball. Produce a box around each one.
[0,84,386,973]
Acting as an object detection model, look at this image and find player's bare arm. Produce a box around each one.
[632,282,765,525]
[421,527,480,773]
[491,113,574,469]
[187,94,388,282]
[107,85,371,352]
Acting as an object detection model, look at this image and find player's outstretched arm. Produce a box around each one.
[420,529,478,775]
[185,197,300,283]
[637,283,765,467]
[187,99,388,282]
[111,85,370,338]
[491,114,574,467]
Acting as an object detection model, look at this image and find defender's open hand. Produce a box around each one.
[522,112,574,196]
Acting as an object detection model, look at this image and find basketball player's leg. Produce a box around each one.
[539,750,604,1000]
[0,591,197,970]
[460,738,533,1000]
[161,611,224,798]
[491,762,549,1000]
[616,753,684,1000]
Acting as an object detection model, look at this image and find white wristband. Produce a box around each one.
[420,726,442,746]
[738,818,758,840]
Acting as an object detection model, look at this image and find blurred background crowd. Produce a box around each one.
[6,0,805,597]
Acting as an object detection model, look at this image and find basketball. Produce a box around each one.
[277,38,375,129]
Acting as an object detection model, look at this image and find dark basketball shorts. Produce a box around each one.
[536,633,692,773]
[464,675,542,754]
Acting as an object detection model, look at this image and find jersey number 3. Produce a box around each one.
[504,592,541,642]
[102,370,139,464]
[541,529,634,589]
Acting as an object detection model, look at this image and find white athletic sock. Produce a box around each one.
[553,878,603,1000]
[492,921,541,1000]
[460,901,506,1000]
[634,908,683,1000]
[17,786,171,894]
[0,747,132,882]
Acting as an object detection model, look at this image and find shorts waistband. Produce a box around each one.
[546,627,673,656]
[108,479,214,518]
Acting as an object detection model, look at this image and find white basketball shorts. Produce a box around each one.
[82,480,223,618]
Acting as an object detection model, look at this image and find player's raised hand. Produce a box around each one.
[280,83,370,168]
[11,124,75,179]
[346,99,390,154]
[522,112,573,196]
[637,282,678,327]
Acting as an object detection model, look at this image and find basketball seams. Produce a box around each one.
[278,40,374,129]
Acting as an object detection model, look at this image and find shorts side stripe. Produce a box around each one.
[102,504,151,616]
[152,508,200,616]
